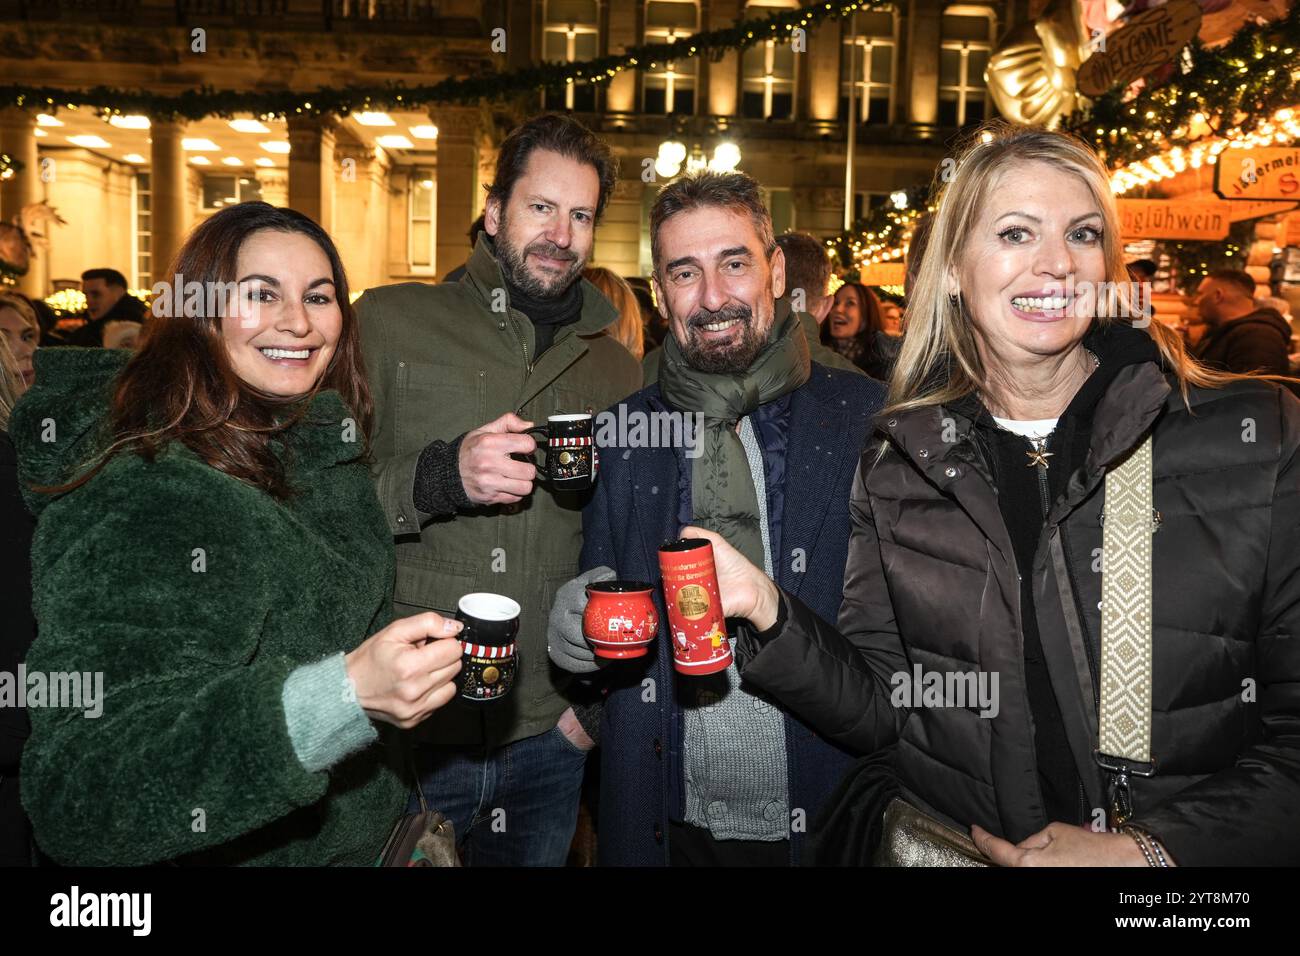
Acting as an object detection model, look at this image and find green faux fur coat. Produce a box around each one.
[10,348,406,865]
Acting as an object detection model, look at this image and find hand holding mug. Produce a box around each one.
[345,612,465,728]
[458,412,538,506]
[526,413,597,491]
[679,527,781,631]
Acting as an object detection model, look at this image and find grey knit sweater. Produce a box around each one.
[681,416,790,842]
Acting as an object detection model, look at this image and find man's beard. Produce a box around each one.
[495,210,585,298]
[678,303,768,374]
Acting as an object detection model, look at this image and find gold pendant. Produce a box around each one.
[1026,447,1053,469]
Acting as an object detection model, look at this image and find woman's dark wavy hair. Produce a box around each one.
[821,281,885,352]
[55,202,372,501]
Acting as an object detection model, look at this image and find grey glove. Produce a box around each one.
[548,566,616,674]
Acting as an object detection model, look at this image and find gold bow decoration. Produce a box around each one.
[985,0,1095,129]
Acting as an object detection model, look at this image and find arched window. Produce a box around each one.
[939,5,996,127]
[644,1,699,115]
[543,0,600,112]
[741,1,798,120]
[839,7,898,125]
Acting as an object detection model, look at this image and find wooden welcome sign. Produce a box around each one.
[1077,0,1203,98]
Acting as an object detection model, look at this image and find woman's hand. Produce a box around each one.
[679,526,782,631]
[971,822,1168,866]
[345,612,465,728]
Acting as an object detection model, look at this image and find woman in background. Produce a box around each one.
[821,282,896,380]
[0,333,36,865]
[0,292,38,395]
[585,266,645,361]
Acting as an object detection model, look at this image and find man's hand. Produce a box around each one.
[557,706,596,752]
[458,412,538,506]
[548,566,617,674]
[970,822,1163,866]
[679,526,781,631]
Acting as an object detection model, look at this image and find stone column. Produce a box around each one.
[0,107,46,297]
[287,115,337,231]
[705,0,741,119]
[429,107,481,279]
[906,0,942,127]
[805,18,842,124]
[255,167,289,208]
[149,118,190,281]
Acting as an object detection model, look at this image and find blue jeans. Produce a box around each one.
[408,725,588,867]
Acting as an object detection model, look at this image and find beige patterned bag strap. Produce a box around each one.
[1096,432,1159,825]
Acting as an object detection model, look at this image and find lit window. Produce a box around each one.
[840,9,898,126]
[201,175,263,211]
[543,0,600,112]
[133,172,151,288]
[742,2,798,120]
[408,170,436,272]
[644,1,699,116]
[939,8,996,128]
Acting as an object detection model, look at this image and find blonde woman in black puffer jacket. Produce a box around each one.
[684,122,1300,867]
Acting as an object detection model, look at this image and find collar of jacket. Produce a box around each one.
[875,333,1172,529]
[460,233,618,338]
[279,389,367,469]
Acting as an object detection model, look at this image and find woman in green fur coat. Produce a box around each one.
[9,203,464,865]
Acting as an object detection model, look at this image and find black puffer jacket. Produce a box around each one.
[739,326,1300,866]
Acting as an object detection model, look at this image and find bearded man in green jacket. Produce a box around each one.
[357,114,642,866]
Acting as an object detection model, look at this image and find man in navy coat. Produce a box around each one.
[549,171,885,865]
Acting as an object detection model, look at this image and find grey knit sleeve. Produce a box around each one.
[413,434,473,517]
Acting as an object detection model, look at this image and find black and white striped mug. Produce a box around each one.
[454,593,520,702]
[527,413,597,491]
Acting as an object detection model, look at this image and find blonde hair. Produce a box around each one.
[585,266,645,361]
[0,293,39,432]
[0,291,39,337]
[0,332,22,432]
[889,121,1240,419]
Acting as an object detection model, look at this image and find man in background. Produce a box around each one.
[71,268,146,347]
[1191,268,1291,377]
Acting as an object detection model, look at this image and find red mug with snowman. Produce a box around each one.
[582,581,659,659]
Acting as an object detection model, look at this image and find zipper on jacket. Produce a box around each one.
[1033,431,1089,826]
[515,312,532,375]
[1034,454,1050,517]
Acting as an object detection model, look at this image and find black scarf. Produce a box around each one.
[499,260,584,358]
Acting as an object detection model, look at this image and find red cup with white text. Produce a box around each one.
[658,538,731,676]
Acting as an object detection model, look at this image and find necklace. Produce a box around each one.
[1017,349,1098,470]
[1026,440,1054,469]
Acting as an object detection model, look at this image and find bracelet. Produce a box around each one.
[1121,825,1170,867]
[1128,824,1170,867]
[1122,826,1156,866]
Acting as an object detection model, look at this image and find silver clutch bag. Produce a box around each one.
[872,798,991,867]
